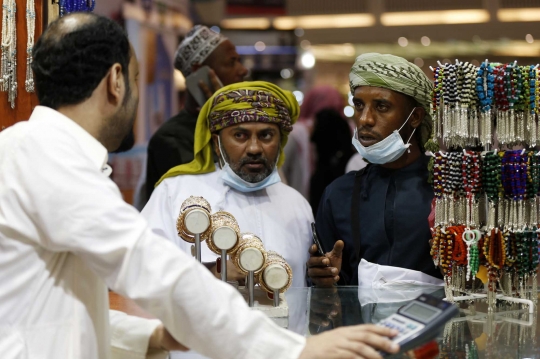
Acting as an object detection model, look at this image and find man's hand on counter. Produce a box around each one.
[307,240,344,287]
[299,324,400,359]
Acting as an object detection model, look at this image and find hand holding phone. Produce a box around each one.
[185,66,223,107]
[311,222,325,257]
[307,224,344,287]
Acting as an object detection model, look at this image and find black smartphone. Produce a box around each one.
[311,222,326,256]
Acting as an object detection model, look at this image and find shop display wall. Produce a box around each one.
[0,0,44,132]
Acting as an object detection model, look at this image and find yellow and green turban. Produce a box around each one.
[349,53,435,149]
[156,81,299,186]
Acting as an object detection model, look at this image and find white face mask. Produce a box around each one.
[218,136,281,193]
[351,108,417,165]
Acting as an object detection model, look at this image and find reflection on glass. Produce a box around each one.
[284,286,539,358]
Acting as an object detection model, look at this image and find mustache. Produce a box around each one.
[357,128,383,140]
[239,156,271,167]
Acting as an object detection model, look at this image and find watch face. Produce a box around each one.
[239,247,265,272]
[213,226,238,250]
[184,209,210,234]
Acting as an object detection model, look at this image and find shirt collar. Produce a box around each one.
[29,106,110,174]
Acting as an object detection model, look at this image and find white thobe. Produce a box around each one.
[141,158,314,359]
[0,106,305,359]
[141,168,314,288]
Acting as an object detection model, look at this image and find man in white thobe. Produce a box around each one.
[142,82,314,287]
[141,81,315,359]
[0,13,400,359]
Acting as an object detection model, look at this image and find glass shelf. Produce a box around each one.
[281,286,540,358]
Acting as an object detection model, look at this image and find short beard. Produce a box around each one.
[222,147,276,183]
[102,80,136,151]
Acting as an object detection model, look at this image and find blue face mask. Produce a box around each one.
[218,137,281,193]
[352,108,417,165]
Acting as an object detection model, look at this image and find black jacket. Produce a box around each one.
[315,155,442,285]
[144,110,198,203]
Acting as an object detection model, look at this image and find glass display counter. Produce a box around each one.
[281,286,540,358]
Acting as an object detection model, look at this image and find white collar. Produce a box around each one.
[29,106,111,175]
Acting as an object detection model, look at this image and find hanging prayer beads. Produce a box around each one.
[435,60,540,148]
[1,0,17,108]
[430,149,539,309]
[25,0,35,93]
[59,0,96,17]
[476,61,495,145]
[431,58,540,311]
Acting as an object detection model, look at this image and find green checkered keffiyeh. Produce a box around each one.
[349,53,434,149]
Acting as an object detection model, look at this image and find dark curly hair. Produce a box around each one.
[32,13,131,109]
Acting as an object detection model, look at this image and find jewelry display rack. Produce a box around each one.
[429,59,540,313]
[0,0,44,131]
[176,196,293,318]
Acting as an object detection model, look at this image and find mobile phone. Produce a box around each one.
[311,222,325,256]
[185,65,223,107]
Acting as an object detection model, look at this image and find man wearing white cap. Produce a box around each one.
[144,26,248,203]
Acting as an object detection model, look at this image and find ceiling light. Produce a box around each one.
[398,37,408,47]
[526,34,534,43]
[344,106,355,118]
[254,41,266,52]
[498,8,540,22]
[421,36,431,46]
[300,52,316,69]
[221,17,271,30]
[273,14,375,30]
[493,44,540,57]
[343,43,356,56]
[414,58,424,67]
[294,28,304,37]
[280,68,294,79]
[300,40,311,49]
[293,91,304,105]
[381,10,489,26]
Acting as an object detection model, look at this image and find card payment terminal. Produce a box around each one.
[377,293,458,355]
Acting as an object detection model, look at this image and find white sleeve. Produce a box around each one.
[109,310,167,359]
[16,138,306,359]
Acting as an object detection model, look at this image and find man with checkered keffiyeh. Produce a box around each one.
[308,53,444,288]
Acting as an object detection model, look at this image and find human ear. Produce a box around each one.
[410,107,425,128]
[107,63,124,106]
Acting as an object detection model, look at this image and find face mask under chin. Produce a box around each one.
[217,136,282,192]
[351,107,417,165]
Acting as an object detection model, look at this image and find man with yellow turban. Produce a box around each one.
[308,53,444,288]
[142,81,313,290]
